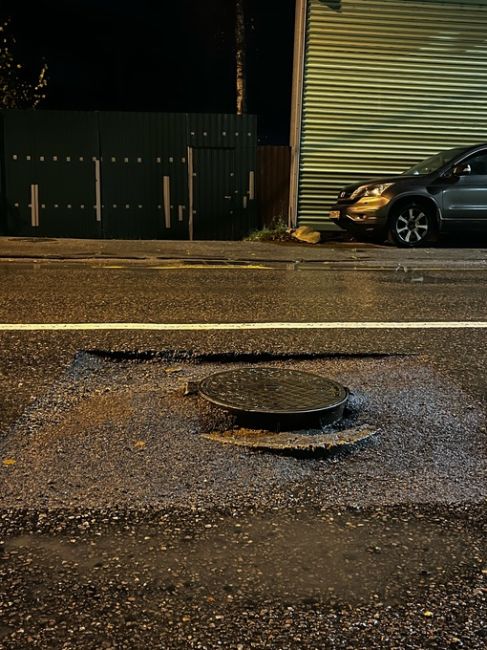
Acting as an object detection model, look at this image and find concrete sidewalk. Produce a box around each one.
[1,236,487,268]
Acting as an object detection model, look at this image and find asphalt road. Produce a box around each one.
[0,252,486,649]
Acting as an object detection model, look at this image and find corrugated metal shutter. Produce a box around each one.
[298,0,487,228]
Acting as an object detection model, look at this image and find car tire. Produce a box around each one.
[389,202,436,247]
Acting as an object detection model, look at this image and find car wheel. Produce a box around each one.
[389,202,435,247]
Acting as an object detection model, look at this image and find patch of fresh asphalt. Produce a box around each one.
[1,354,485,510]
[1,260,487,648]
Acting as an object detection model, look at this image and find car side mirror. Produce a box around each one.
[452,163,471,176]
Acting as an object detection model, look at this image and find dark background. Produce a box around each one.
[1,0,296,144]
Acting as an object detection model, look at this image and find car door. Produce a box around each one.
[441,150,487,224]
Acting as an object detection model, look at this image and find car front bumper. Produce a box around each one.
[329,196,389,233]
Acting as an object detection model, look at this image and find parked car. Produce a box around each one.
[329,144,487,246]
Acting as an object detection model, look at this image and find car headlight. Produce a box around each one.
[350,183,393,200]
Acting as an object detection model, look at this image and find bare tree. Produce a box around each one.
[0,18,47,109]
[235,0,246,115]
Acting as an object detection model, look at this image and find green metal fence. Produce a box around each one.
[0,110,257,240]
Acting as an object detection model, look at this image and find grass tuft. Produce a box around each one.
[245,218,292,242]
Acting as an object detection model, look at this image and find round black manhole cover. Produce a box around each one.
[199,367,348,424]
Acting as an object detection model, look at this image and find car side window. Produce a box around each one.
[464,151,487,175]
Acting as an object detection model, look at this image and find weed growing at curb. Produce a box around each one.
[245,218,293,242]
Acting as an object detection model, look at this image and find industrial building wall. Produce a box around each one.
[297,0,487,229]
[0,110,257,241]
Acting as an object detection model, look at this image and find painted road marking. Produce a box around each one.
[94,264,270,270]
[1,321,487,331]
[147,264,269,270]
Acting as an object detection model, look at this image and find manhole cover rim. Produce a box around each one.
[198,367,349,416]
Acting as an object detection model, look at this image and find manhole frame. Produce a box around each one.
[198,366,349,424]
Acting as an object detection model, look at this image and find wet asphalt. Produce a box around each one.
[0,246,487,649]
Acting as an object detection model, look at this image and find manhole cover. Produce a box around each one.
[199,367,348,424]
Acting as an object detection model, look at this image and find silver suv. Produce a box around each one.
[329,144,487,246]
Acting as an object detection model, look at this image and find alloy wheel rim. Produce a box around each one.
[396,207,429,244]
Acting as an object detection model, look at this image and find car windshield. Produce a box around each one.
[403,147,466,175]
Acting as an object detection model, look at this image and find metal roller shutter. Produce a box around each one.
[298,0,487,229]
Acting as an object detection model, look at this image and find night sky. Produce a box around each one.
[1,0,296,144]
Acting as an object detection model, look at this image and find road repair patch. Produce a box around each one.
[203,425,378,451]
[0,352,485,510]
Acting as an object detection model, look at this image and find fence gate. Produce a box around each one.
[192,148,240,240]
